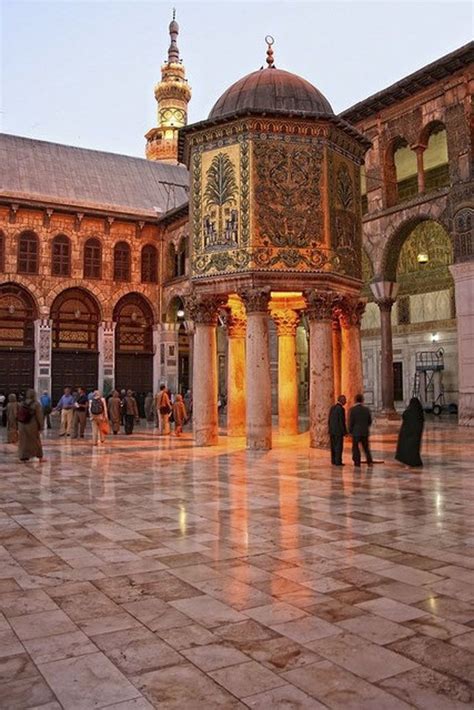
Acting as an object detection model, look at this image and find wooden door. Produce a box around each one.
[115,353,153,396]
[0,349,34,396]
[52,350,98,405]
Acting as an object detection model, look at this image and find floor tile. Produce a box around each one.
[9,609,77,640]
[209,660,286,697]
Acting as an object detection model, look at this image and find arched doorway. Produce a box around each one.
[0,283,36,395]
[114,293,154,397]
[51,288,100,404]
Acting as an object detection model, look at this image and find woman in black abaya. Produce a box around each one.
[395,397,425,468]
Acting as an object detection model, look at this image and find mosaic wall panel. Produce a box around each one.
[328,149,362,279]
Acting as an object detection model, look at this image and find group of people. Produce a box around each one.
[328,393,425,469]
[3,384,192,460]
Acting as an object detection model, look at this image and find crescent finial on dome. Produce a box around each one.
[265,35,275,68]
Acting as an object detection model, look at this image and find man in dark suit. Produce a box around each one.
[348,393,373,467]
[328,395,347,466]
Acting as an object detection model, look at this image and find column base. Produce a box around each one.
[310,433,330,449]
[194,428,218,446]
[458,393,474,426]
[228,427,246,437]
[246,434,272,450]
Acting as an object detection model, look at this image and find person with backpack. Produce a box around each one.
[18,389,44,462]
[89,390,108,446]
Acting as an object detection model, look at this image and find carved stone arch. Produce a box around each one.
[4,275,45,312]
[45,279,105,319]
[106,286,158,323]
[380,214,453,282]
[419,118,446,148]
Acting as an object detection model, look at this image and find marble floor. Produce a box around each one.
[0,419,473,709]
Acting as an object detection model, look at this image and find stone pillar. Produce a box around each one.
[241,288,272,450]
[270,307,300,436]
[98,321,115,395]
[185,321,195,395]
[306,291,335,448]
[450,262,474,425]
[413,144,426,194]
[332,317,342,400]
[185,294,223,446]
[337,297,365,408]
[153,325,161,391]
[160,323,179,392]
[34,313,52,395]
[226,296,246,437]
[371,280,399,418]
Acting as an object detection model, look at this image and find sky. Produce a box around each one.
[1,0,472,158]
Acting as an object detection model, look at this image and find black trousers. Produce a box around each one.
[330,434,344,465]
[124,414,135,435]
[352,435,373,466]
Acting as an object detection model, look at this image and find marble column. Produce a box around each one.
[241,288,272,450]
[34,312,52,395]
[338,296,365,408]
[306,291,335,448]
[185,294,223,446]
[332,317,342,400]
[270,308,300,436]
[413,144,426,194]
[450,262,474,426]
[226,296,246,437]
[98,321,115,395]
[371,280,399,418]
[160,323,180,393]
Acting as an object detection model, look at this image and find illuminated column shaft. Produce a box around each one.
[306,292,334,448]
[339,298,365,408]
[227,298,246,437]
[332,318,342,400]
[271,309,300,436]
[186,295,222,446]
[242,289,272,450]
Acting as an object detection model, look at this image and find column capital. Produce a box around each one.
[240,287,271,314]
[304,290,335,322]
[184,294,225,325]
[226,295,247,338]
[375,297,396,313]
[270,307,300,336]
[335,296,366,328]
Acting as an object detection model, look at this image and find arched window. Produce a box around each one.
[51,234,71,277]
[422,123,449,191]
[393,139,418,203]
[83,238,102,279]
[114,293,154,353]
[51,288,100,351]
[0,231,4,272]
[141,244,158,283]
[113,241,131,282]
[177,237,187,277]
[0,283,36,349]
[17,231,39,274]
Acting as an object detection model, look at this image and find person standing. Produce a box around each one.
[144,392,154,423]
[328,394,347,466]
[6,393,19,444]
[89,390,108,446]
[40,391,52,429]
[72,387,88,439]
[173,394,187,437]
[395,397,425,468]
[348,393,373,468]
[18,389,44,461]
[55,386,75,437]
[156,384,171,435]
[108,390,122,435]
[123,390,139,435]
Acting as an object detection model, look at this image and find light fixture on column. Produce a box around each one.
[431,332,439,342]
[176,308,185,318]
[417,252,429,265]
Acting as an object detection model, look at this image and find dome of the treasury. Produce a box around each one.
[208,65,334,120]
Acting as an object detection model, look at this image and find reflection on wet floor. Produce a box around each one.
[0,419,473,708]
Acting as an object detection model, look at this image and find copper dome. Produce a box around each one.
[209,67,334,120]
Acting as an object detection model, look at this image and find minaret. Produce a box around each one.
[145,10,191,163]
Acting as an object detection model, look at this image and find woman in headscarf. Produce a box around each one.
[108,390,122,435]
[172,394,187,437]
[395,397,425,468]
[6,393,19,444]
[18,389,44,461]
